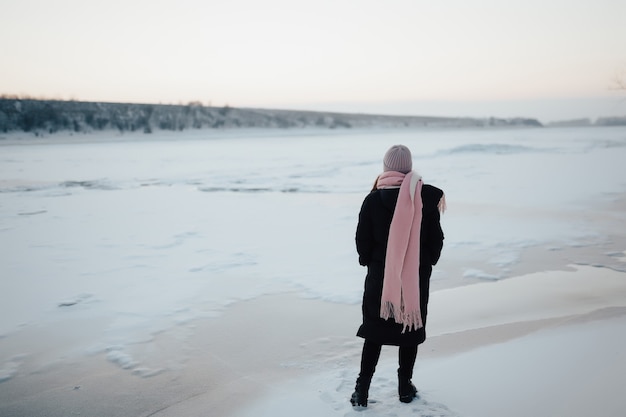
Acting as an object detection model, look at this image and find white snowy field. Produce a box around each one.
[1,126,626,417]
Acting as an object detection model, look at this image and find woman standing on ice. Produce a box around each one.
[352,144,445,407]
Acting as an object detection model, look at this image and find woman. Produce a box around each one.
[351,144,445,407]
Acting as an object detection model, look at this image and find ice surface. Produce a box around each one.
[1,126,625,378]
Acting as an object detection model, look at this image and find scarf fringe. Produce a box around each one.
[380,301,424,333]
[438,193,447,214]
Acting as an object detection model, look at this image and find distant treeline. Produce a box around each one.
[0,97,547,135]
[546,116,626,127]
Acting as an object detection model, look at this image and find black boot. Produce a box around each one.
[398,345,418,403]
[398,377,418,403]
[351,340,381,407]
[350,377,371,407]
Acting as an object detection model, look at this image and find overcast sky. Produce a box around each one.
[1,0,625,122]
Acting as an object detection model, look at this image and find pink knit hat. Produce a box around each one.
[383,145,412,174]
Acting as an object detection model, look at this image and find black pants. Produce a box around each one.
[358,339,418,381]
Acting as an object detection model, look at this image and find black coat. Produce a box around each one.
[355,184,444,346]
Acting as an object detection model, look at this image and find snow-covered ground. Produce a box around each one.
[236,267,626,417]
[1,126,625,416]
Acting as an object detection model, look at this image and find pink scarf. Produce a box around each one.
[376,171,423,332]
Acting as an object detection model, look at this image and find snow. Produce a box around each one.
[1,126,626,416]
[232,264,626,417]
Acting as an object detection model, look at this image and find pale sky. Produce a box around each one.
[1,0,625,122]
